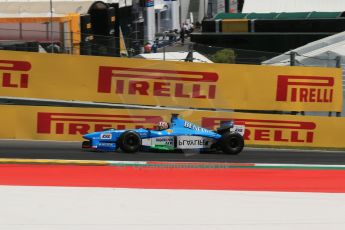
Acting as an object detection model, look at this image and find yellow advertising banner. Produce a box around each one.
[0,50,342,111]
[1,105,345,148]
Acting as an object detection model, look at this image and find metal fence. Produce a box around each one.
[0,27,284,64]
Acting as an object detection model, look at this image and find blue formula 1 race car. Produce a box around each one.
[82,114,245,155]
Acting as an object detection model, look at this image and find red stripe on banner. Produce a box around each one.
[0,164,345,193]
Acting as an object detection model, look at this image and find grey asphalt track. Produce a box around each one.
[1,140,345,165]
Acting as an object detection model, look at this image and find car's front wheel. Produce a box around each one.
[118,131,141,153]
[220,132,244,155]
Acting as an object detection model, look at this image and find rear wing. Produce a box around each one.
[218,120,245,136]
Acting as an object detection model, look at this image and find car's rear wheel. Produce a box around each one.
[220,132,244,155]
[118,131,141,153]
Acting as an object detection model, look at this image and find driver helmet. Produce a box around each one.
[157,121,169,130]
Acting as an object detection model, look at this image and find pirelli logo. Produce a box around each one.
[97,66,219,99]
[37,112,163,135]
[0,60,31,88]
[276,75,334,103]
[202,117,316,143]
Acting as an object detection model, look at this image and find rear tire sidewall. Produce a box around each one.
[220,132,244,155]
[118,131,141,153]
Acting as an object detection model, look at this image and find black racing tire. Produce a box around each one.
[118,131,141,153]
[220,132,244,155]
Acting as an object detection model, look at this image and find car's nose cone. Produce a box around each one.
[83,133,93,139]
